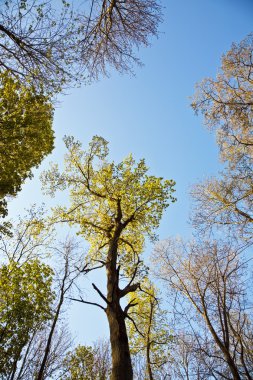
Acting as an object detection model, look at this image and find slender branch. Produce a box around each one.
[68,297,106,311]
[92,283,111,305]
[77,262,105,273]
[126,314,145,337]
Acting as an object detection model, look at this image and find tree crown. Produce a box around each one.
[42,136,176,270]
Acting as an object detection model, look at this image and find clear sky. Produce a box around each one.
[8,0,253,344]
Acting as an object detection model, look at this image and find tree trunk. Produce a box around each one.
[106,304,133,380]
[203,311,241,380]
[106,226,133,380]
[146,342,154,380]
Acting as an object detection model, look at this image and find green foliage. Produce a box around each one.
[61,345,95,380]
[42,136,175,378]
[0,259,55,376]
[42,136,176,274]
[61,344,108,380]
[0,71,54,225]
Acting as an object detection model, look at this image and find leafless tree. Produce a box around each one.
[14,325,72,380]
[0,206,55,263]
[36,238,83,380]
[191,35,253,244]
[78,0,162,79]
[92,338,112,379]
[0,0,162,92]
[153,238,253,380]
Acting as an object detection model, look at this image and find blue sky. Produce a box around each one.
[8,0,253,343]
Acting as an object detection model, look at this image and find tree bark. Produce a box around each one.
[106,304,133,380]
[106,225,133,380]
[146,342,154,380]
[203,309,241,380]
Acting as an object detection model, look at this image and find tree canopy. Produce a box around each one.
[42,136,176,271]
[0,259,55,377]
[61,341,111,380]
[191,35,253,243]
[0,0,162,92]
[0,72,54,230]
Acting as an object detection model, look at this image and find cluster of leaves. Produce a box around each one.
[0,259,55,376]
[0,71,54,227]
[61,341,111,380]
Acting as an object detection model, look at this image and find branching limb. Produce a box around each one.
[125,314,145,338]
[92,283,111,305]
[124,298,138,314]
[68,296,106,311]
[76,262,105,273]
[120,282,140,298]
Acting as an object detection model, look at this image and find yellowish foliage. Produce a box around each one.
[127,279,172,375]
[42,136,176,274]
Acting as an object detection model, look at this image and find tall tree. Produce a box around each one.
[191,35,253,242]
[41,135,176,380]
[153,238,253,380]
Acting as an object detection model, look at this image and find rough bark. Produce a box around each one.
[105,225,133,380]
[107,305,133,380]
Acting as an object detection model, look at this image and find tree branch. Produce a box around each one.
[120,282,140,298]
[125,314,145,337]
[124,298,138,314]
[68,297,106,311]
[92,283,110,305]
